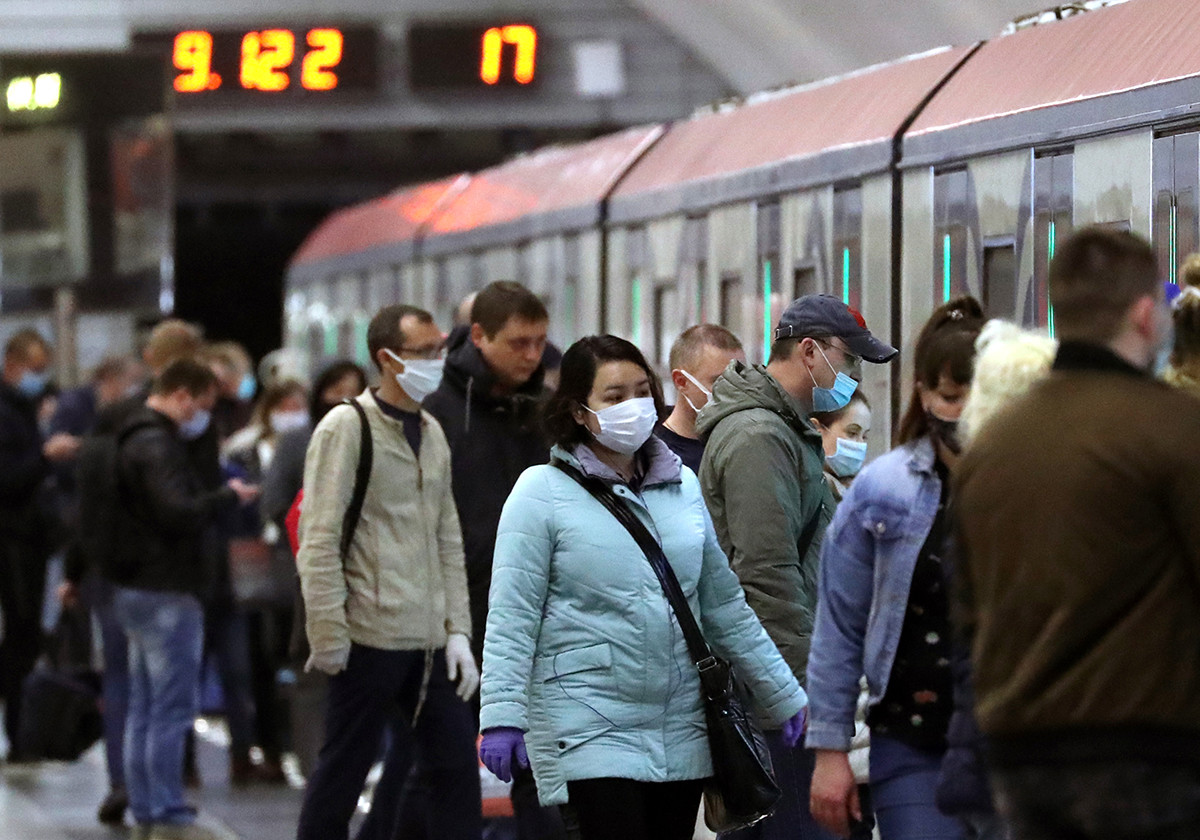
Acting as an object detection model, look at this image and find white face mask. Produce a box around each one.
[585,396,658,456]
[385,350,445,403]
[270,409,309,435]
[678,369,712,413]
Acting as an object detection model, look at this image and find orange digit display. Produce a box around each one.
[480,24,537,85]
[173,30,221,92]
[240,29,295,91]
[302,28,343,91]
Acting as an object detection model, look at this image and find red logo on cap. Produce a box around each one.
[847,305,867,329]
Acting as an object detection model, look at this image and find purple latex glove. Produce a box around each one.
[479,726,529,783]
[781,707,808,748]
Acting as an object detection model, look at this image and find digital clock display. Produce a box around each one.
[409,23,539,91]
[135,27,378,97]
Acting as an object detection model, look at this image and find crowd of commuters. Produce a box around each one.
[2,225,1200,840]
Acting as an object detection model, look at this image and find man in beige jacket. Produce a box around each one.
[295,304,480,840]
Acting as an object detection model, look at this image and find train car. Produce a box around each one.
[604,46,973,447]
[418,125,664,348]
[285,176,468,374]
[898,0,1200,389]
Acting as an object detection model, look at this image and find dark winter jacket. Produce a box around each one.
[422,328,548,657]
[111,406,235,596]
[695,361,833,686]
[0,381,50,544]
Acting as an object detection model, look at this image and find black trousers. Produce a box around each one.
[0,538,46,753]
[295,644,481,840]
[563,777,704,840]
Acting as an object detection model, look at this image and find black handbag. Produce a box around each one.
[554,461,780,832]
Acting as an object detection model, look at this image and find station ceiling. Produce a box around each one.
[0,0,1083,95]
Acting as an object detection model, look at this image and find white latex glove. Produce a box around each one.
[305,645,350,676]
[445,633,479,701]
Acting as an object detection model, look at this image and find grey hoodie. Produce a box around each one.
[695,361,832,688]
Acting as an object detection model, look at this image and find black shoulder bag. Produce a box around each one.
[553,460,780,832]
[288,398,374,662]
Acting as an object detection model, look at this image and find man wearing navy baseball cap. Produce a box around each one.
[695,294,896,840]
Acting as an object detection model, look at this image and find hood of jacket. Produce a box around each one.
[695,361,817,443]
[552,436,682,490]
[440,325,546,430]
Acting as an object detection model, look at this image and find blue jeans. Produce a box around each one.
[96,590,130,790]
[870,734,965,840]
[720,732,839,840]
[296,644,481,840]
[115,587,204,826]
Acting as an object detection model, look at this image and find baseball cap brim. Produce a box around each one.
[842,332,898,364]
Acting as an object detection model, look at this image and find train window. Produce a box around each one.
[794,264,819,298]
[684,215,708,322]
[1031,150,1073,332]
[626,226,648,345]
[720,274,742,343]
[757,201,782,364]
[983,241,1017,320]
[934,168,970,306]
[562,234,580,345]
[435,260,450,313]
[833,185,863,310]
[654,284,680,367]
[1153,131,1199,285]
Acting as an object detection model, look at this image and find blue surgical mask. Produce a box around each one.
[178,408,211,441]
[809,345,858,413]
[826,438,868,478]
[237,373,256,401]
[16,369,48,399]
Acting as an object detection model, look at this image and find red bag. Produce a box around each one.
[285,489,303,556]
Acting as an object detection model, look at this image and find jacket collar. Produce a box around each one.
[1053,341,1147,378]
[905,434,938,477]
[552,436,682,490]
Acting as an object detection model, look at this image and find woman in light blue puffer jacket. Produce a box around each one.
[479,335,806,840]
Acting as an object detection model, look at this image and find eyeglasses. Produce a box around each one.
[818,339,861,368]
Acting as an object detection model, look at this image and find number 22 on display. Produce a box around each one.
[173,29,344,93]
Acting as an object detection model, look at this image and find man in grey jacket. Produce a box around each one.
[295,304,480,840]
[697,294,896,840]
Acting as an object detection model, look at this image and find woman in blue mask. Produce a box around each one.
[810,389,872,501]
[807,297,986,840]
[478,335,807,839]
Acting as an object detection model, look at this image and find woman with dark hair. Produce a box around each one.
[811,389,872,501]
[807,298,985,840]
[478,335,806,840]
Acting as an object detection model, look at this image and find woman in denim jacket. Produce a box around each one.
[806,298,984,840]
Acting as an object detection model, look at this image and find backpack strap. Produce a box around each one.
[339,398,373,561]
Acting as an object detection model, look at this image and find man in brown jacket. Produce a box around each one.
[955,227,1200,839]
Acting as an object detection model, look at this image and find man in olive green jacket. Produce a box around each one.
[697,294,895,840]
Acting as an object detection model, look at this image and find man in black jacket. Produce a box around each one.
[424,281,561,840]
[0,328,80,760]
[110,358,255,839]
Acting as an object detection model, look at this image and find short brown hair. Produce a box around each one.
[4,328,49,362]
[144,319,204,370]
[668,324,743,371]
[367,304,434,370]
[1049,227,1158,343]
[1179,252,1200,289]
[151,357,218,398]
[471,281,548,338]
[205,341,252,376]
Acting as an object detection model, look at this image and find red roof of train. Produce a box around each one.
[289,176,464,268]
[908,0,1200,136]
[610,46,972,198]
[426,126,663,235]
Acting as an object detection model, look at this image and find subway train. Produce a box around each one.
[284,0,1199,447]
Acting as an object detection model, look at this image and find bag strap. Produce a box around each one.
[339,398,374,561]
[552,460,718,673]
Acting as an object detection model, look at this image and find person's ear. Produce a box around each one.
[1127,295,1158,340]
[670,369,688,391]
[377,348,402,375]
[470,323,487,348]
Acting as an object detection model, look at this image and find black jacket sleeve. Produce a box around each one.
[123,426,235,535]
[0,402,48,502]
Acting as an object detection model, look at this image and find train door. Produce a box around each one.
[1153,129,1200,285]
[933,168,971,307]
[559,233,582,346]
[681,215,708,325]
[833,184,863,310]
[1030,149,1073,332]
[982,238,1019,320]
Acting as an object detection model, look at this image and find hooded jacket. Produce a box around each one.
[695,361,833,687]
[422,327,548,656]
[480,438,805,806]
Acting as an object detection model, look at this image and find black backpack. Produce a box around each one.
[75,420,158,581]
